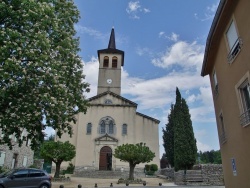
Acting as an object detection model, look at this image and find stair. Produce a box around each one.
[185,170,204,185]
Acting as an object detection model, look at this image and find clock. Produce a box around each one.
[107,79,112,84]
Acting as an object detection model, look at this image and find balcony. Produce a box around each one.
[240,109,250,127]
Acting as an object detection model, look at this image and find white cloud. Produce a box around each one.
[194,2,219,21]
[126,1,150,19]
[152,40,204,72]
[196,140,212,152]
[135,47,151,56]
[158,32,179,42]
[75,25,106,39]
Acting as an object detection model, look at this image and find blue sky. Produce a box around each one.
[47,0,220,156]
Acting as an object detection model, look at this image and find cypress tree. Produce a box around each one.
[162,104,175,167]
[163,87,197,171]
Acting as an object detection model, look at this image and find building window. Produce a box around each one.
[100,121,106,134]
[239,80,250,126]
[112,56,117,68]
[108,122,114,134]
[103,56,109,67]
[99,117,115,135]
[122,124,127,135]
[105,99,112,104]
[86,123,92,135]
[226,20,242,62]
[219,113,226,144]
[213,71,218,95]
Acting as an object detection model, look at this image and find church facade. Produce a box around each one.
[57,28,160,171]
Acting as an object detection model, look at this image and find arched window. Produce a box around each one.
[86,123,92,134]
[108,121,114,134]
[99,117,115,135]
[103,56,109,68]
[112,56,117,68]
[100,121,106,134]
[122,124,127,135]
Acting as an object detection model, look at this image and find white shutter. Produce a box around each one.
[0,152,6,166]
[23,156,28,167]
[226,21,238,50]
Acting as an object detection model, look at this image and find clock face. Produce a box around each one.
[107,79,112,84]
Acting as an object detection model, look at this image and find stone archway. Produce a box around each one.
[99,146,112,170]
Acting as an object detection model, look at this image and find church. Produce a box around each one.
[57,28,160,172]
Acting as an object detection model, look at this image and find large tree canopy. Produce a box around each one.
[40,140,76,178]
[0,0,89,149]
[114,143,155,180]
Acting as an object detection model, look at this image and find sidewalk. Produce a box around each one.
[51,177,176,188]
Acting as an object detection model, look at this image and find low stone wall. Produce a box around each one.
[159,168,174,181]
[200,164,224,186]
[160,164,224,186]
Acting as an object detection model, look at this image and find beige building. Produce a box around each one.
[201,0,250,187]
[57,28,160,171]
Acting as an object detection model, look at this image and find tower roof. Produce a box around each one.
[108,28,116,49]
[97,28,124,66]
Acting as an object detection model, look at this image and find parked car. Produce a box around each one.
[0,168,52,188]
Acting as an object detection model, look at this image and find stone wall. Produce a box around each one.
[0,142,34,169]
[200,164,224,186]
[160,164,224,186]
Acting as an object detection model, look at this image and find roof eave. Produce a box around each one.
[201,0,226,77]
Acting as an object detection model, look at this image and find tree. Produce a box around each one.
[0,0,89,149]
[113,143,155,180]
[40,141,76,178]
[162,87,197,171]
[162,104,175,167]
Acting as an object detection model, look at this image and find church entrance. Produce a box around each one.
[99,146,112,170]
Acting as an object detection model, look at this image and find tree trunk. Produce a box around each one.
[129,163,136,180]
[54,162,61,178]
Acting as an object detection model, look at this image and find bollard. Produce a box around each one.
[126,182,129,186]
[110,183,113,187]
[95,183,98,187]
[78,184,82,188]
[59,185,64,188]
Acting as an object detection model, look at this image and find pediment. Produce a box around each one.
[88,91,137,107]
[95,133,118,142]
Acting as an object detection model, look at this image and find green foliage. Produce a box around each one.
[162,104,175,167]
[198,150,222,164]
[61,163,75,174]
[163,87,197,171]
[150,164,158,172]
[145,164,150,171]
[29,164,39,168]
[0,0,89,149]
[40,141,76,178]
[114,143,155,180]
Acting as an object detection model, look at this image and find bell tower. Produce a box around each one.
[97,28,124,95]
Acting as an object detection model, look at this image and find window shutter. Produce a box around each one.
[226,21,238,50]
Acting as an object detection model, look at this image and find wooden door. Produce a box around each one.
[99,146,112,170]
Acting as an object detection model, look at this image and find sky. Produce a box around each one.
[46,0,221,156]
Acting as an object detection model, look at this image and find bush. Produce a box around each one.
[150,164,158,172]
[61,163,75,175]
[145,164,150,172]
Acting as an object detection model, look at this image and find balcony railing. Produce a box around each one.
[240,109,250,127]
[227,38,243,63]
